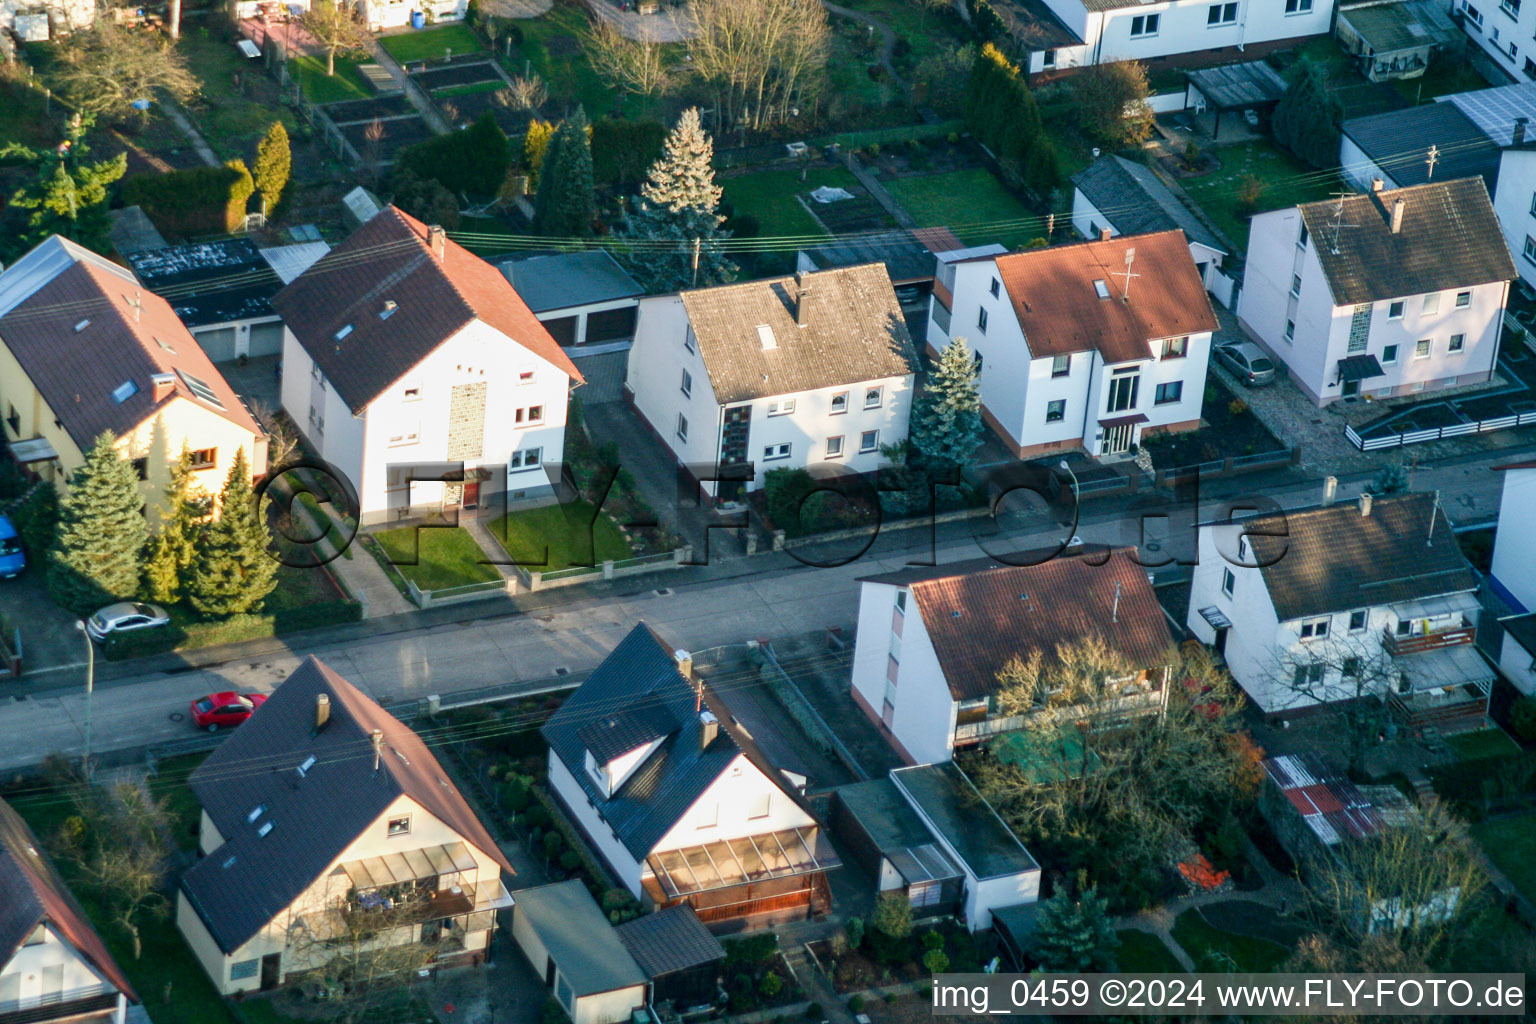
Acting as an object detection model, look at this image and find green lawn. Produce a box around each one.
[1116,930,1185,973]
[885,168,1037,249]
[1180,140,1338,255]
[148,753,211,853]
[486,500,633,571]
[0,78,61,151]
[1473,812,1536,904]
[380,22,483,63]
[504,6,615,117]
[1170,908,1291,972]
[178,28,299,157]
[1448,728,1521,761]
[290,54,373,103]
[372,524,502,591]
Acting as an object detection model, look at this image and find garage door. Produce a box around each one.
[571,348,628,404]
[249,322,285,358]
[195,327,238,362]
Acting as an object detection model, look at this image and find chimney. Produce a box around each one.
[1517,116,1529,146]
[371,728,384,771]
[1390,198,1405,235]
[794,271,811,327]
[151,372,176,402]
[1099,227,1113,241]
[698,709,719,750]
[1370,177,1385,193]
[427,225,446,261]
[1359,492,1373,517]
[315,693,330,731]
[1322,475,1337,506]
[674,648,693,679]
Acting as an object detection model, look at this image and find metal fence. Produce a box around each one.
[1154,447,1300,487]
[1345,411,1536,451]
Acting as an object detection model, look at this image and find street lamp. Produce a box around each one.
[1057,459,1080,502]
[73,620,95,780]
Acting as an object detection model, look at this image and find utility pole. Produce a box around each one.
[691,236,701,288]
[73,621,94,780]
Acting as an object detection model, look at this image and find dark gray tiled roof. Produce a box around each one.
[988,0,1082,46]
[1243,492,1478,621]
[800,229,957,284]
[500,251,642,314]
[1298,178,1514,305]
[1071,156,1225,253]
[890,764,1038,880]
[680,263,919,403]
[614,905,724,978]
[513,881,647,995]
[180,657,511,954]
[1341,104,1499,190]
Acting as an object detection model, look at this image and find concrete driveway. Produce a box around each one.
[0,568,91,681]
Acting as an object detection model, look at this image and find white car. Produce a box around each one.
[86,602,171,641]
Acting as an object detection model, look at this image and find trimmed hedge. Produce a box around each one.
[1427,752,1536,821]
[122,161,256,238]
[591,117,665,186]
[394,112,511,197]
[102,598,363,661]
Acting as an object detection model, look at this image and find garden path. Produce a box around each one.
[822,1,907,91]
[159,103,220,168]
[312,504,415,618]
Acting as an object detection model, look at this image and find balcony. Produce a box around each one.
[1382,618,1476,656]
[0,989,119,1024]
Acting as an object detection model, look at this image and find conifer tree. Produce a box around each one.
[910,336,984,468]
[1031,887,1120,973]
[619,108,736,291]
[1271,60,1340,170]
[1,116,126,262]
[532,108,596,239]
[142,448,204,605]
[522,119,556,192]
[254,122,292,216]
[48,433,146,615]
[186,449,276,618]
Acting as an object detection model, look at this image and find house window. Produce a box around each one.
[1052,354,1071,377]
[1285,0,1312,12]
[748,793,771,819]
[1298,223,1309,248]
[826,435,845,458]
[1382,344,1399,364]
[1422,293,1441,316]
[24,924,46,946]
[1525,236,1536,264]
[231,959,260,981]
[1293,662,1325,686]
[675,414,689,442]
[989,278,1000,298]
[1130,12,1159,34]
[865,386,883,409]
[1290,274,1302,297]
[1342,657,1362,678]
[402,386,421,401]
[191,448,217,470]
[4,404,17,436]
[680,369,693,397]
[895,589,907,613]
[1526,56,1536,76]
[1154,380,1184,405]
[860,430,879,453]
[387,424,420,447]
[1512,41,1520,59]
[1504,0,1521,15]
[1285,319,1296,342]
[768,399,796,416]
[831,392,849,414]
[1046,399,1066,422]
[1415,339,1431,359]
[311,363,324,383]
[514,406,544,426]
[1042,48,1057,67]
[977,307,989,333]
[1449,333,1465,352]
[1456,290,1471,307]
[1208,2,1238,24]
[1221,568,1235,597]
[388,815,410,837]
[763,442,792,460]
[1464,1,1483,27]
[1162,336,1188,359]
[684,327,696,354]
[1349,609,1368,631]
[1388,300,1405,319]
[1106,371,1139,412]
[510,446,543,471]
[1300,616,1330,639]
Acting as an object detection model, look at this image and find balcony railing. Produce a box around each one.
[1382,619,1476,656]
[0,990,119,1024]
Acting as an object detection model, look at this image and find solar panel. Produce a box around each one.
[1440,82,1536,144]
[177,369,225,409]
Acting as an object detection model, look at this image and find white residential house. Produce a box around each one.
[542,623,842,926]
[626,264,920,501]
[1498,614,1536,695]
[927,229,1216,459]
[0,800,138,1024]
[175,657,515,996]
[850,549,1175,766]
[271,206,583,526]
[1458,0,1536,83]
[359,0,465,30]
[1240,178,1515,405]
[1494,145,1536,292]
[1489,459,1536,613]
[1186,491,1494,723]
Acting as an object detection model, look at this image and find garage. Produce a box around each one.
[249,321,285,358]
[194,327,238,362]
[571,346,629,404]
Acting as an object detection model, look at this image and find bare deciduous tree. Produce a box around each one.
[1265,634,1395,778]
[247,399,300,471]
[679,0,829,133]
[582,19,670,109]
[52,21,197,123]
[299,0,371,77]
[56,782,173,961]
[495,74,548,111]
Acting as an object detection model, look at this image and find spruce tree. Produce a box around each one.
[619,108,736,291]
[186,449,277,618]
[910,336,984,468]
[254,122,292,216]
[2,115,127,262]
[1031,887,1120,973]
[142,448,204,605]
[47,433,147,615]
[1271,60,1340,170]
[532,108,596,239]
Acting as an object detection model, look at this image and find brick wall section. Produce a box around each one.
[446,382,487,461]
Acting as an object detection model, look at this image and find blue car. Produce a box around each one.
[0,515,23,578]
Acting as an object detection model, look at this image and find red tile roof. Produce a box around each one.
[988,230,1217,364]
[271,207,581,415]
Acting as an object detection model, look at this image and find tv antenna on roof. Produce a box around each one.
[1113,247,1139,300]
[1324,192,1357,256]
[1425,144,1440,181]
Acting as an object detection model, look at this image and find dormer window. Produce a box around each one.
[584,737,666,798]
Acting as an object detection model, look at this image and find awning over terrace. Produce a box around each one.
[645,828,841,898]
[340,841,480,890]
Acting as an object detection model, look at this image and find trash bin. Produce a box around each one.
[410,9,424,27]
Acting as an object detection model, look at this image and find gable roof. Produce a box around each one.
[989,230,1218,364]
[541,623,806,860]
[180,656,511,954]
[0,236,262,450]
[679,263,919,404]
[614,905,724,978]
[270,207,581,415]
[1238,492,1477,620]
[0,798,137,1003]
[1298,178,1515,305]
[126,238,283,329]
[1341,103,1499,191]
[860,548,1174,701]
[1071,157,1225,254]
[512,881,647,996]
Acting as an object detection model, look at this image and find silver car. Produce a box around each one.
[1213,341,1277,387]
[86,602,171,641]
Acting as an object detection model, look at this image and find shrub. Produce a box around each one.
[763,467,818,535]
[848,995,867,1013]
[1228,398,1248,417]
[1512,696,1536,742]
[922,929,944,951]
[804,1003,823,1019]
[123,161,256,237]
[542,830,565,860]
[502,773,532,814]
[845,916,864,949]
[524,803,552,831]
[591,117,666,185]
[395,112,512,195]
[558,849,583,872]
[1237,173,1267,214]
[542,997,570,1024]
[724,934,779,968]
[759,972,784,998]
[11,483,58,575]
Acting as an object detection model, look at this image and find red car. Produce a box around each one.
[191,692,267,732]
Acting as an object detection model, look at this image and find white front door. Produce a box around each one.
[1102,422,1135,455]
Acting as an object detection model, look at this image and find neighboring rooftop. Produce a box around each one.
[800,228,961,284]
[988,229,1218,363]
[1237,492,1479,621]
[260,241,333,285]
[1185,60,1288,111]
[860,548,1174,701]
[987,0,1082,48]
[1338,0,1461,55]
[679,263,919,404]
[1502,611,1536,654]
[108,205,168,256]
[1440,80,1536,148]
[891,763,1038,879]
[1297,178,1514,305]
[834,777,964,885]
[500,251,643,314]
[271,207,581,415]
[1341,102,1499,189]
[1071,156,1226,253]
[614,905,724,979]
[513,881,647,995]
[180,656,512,954]
[1264,754,1417,846]
[126,238,282,328]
